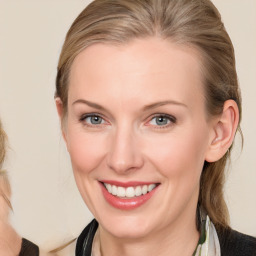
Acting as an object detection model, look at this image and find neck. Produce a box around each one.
[96,210,199,256]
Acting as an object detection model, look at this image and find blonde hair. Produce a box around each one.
[0,120,12,209]
[56,0,242,229]
[0,120,7,169]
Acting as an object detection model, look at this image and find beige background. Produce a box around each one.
[0,0,255,250]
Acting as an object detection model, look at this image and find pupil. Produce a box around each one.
[156,117,167,125]
[91,116,101,124]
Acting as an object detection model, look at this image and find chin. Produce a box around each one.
[98,213,156,239]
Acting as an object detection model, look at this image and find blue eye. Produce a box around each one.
[81,115,105,125]
[149,115,175,126]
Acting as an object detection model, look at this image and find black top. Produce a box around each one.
[217,227,256,256]
[76,219,98,256]
[76,219,256,256]
[19,238,39,256]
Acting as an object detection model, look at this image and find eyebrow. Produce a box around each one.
[72,99,187,112]
[143,100,188,111]
[72,99,108,111]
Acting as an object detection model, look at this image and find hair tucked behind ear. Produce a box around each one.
[199,156,230,228]
[56,0,242,229]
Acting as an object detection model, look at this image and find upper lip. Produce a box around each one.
[100,180,160,187]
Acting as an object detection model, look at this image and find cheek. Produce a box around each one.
[66,128,107,175]
[144,127,209,180]
[65,127,108,213]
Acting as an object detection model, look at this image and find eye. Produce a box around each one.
[80,114,106,126]
[148,114,176,127]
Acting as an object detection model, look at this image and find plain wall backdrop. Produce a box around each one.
[0,0,256,250]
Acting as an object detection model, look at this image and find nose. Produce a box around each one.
[106,126,144,174]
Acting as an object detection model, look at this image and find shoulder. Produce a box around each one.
[217,227,256,256]
[43,220,98,256]
[20,238,39,256]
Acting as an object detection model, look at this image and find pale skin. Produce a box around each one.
[0,176,22,256]
[0,176,56,256]
[56,37,239,256]
[0,183,57,256]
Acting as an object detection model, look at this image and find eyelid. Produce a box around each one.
[79,112,110,126]
[145,113,177,128]
[79,112,176,129]
[80,112,103,120]
[155,113,176,122]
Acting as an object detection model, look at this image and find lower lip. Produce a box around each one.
[100,182,159,210]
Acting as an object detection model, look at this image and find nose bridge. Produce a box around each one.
[107,122,143,173]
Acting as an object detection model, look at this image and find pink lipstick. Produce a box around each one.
[99,181,159,210]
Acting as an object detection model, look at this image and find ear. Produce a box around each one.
[205,100,239,162]
[55,97,67,143]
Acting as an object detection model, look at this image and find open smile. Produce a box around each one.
[99,181,160,210]
[104,182,157,198]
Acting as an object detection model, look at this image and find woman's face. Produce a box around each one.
[62,38,216,239]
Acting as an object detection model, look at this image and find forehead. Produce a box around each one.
[69,37,205,110]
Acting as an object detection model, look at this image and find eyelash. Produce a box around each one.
[79,113,176,129]
[79,113,107,127]
[146,114,176,129]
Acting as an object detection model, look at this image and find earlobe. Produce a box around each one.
[55,97,63,119]
[205,100,239,162]
[55,97,67,143]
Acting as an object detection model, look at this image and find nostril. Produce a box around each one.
[106,154,144,174]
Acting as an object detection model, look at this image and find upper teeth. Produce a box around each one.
[104,183,156,198]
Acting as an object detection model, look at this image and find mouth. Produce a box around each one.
[99,181,160,210]
[103,182,158,199]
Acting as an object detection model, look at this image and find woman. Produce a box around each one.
[0,121,21,255]
[0,120,55,256]
[55,0,256,255]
